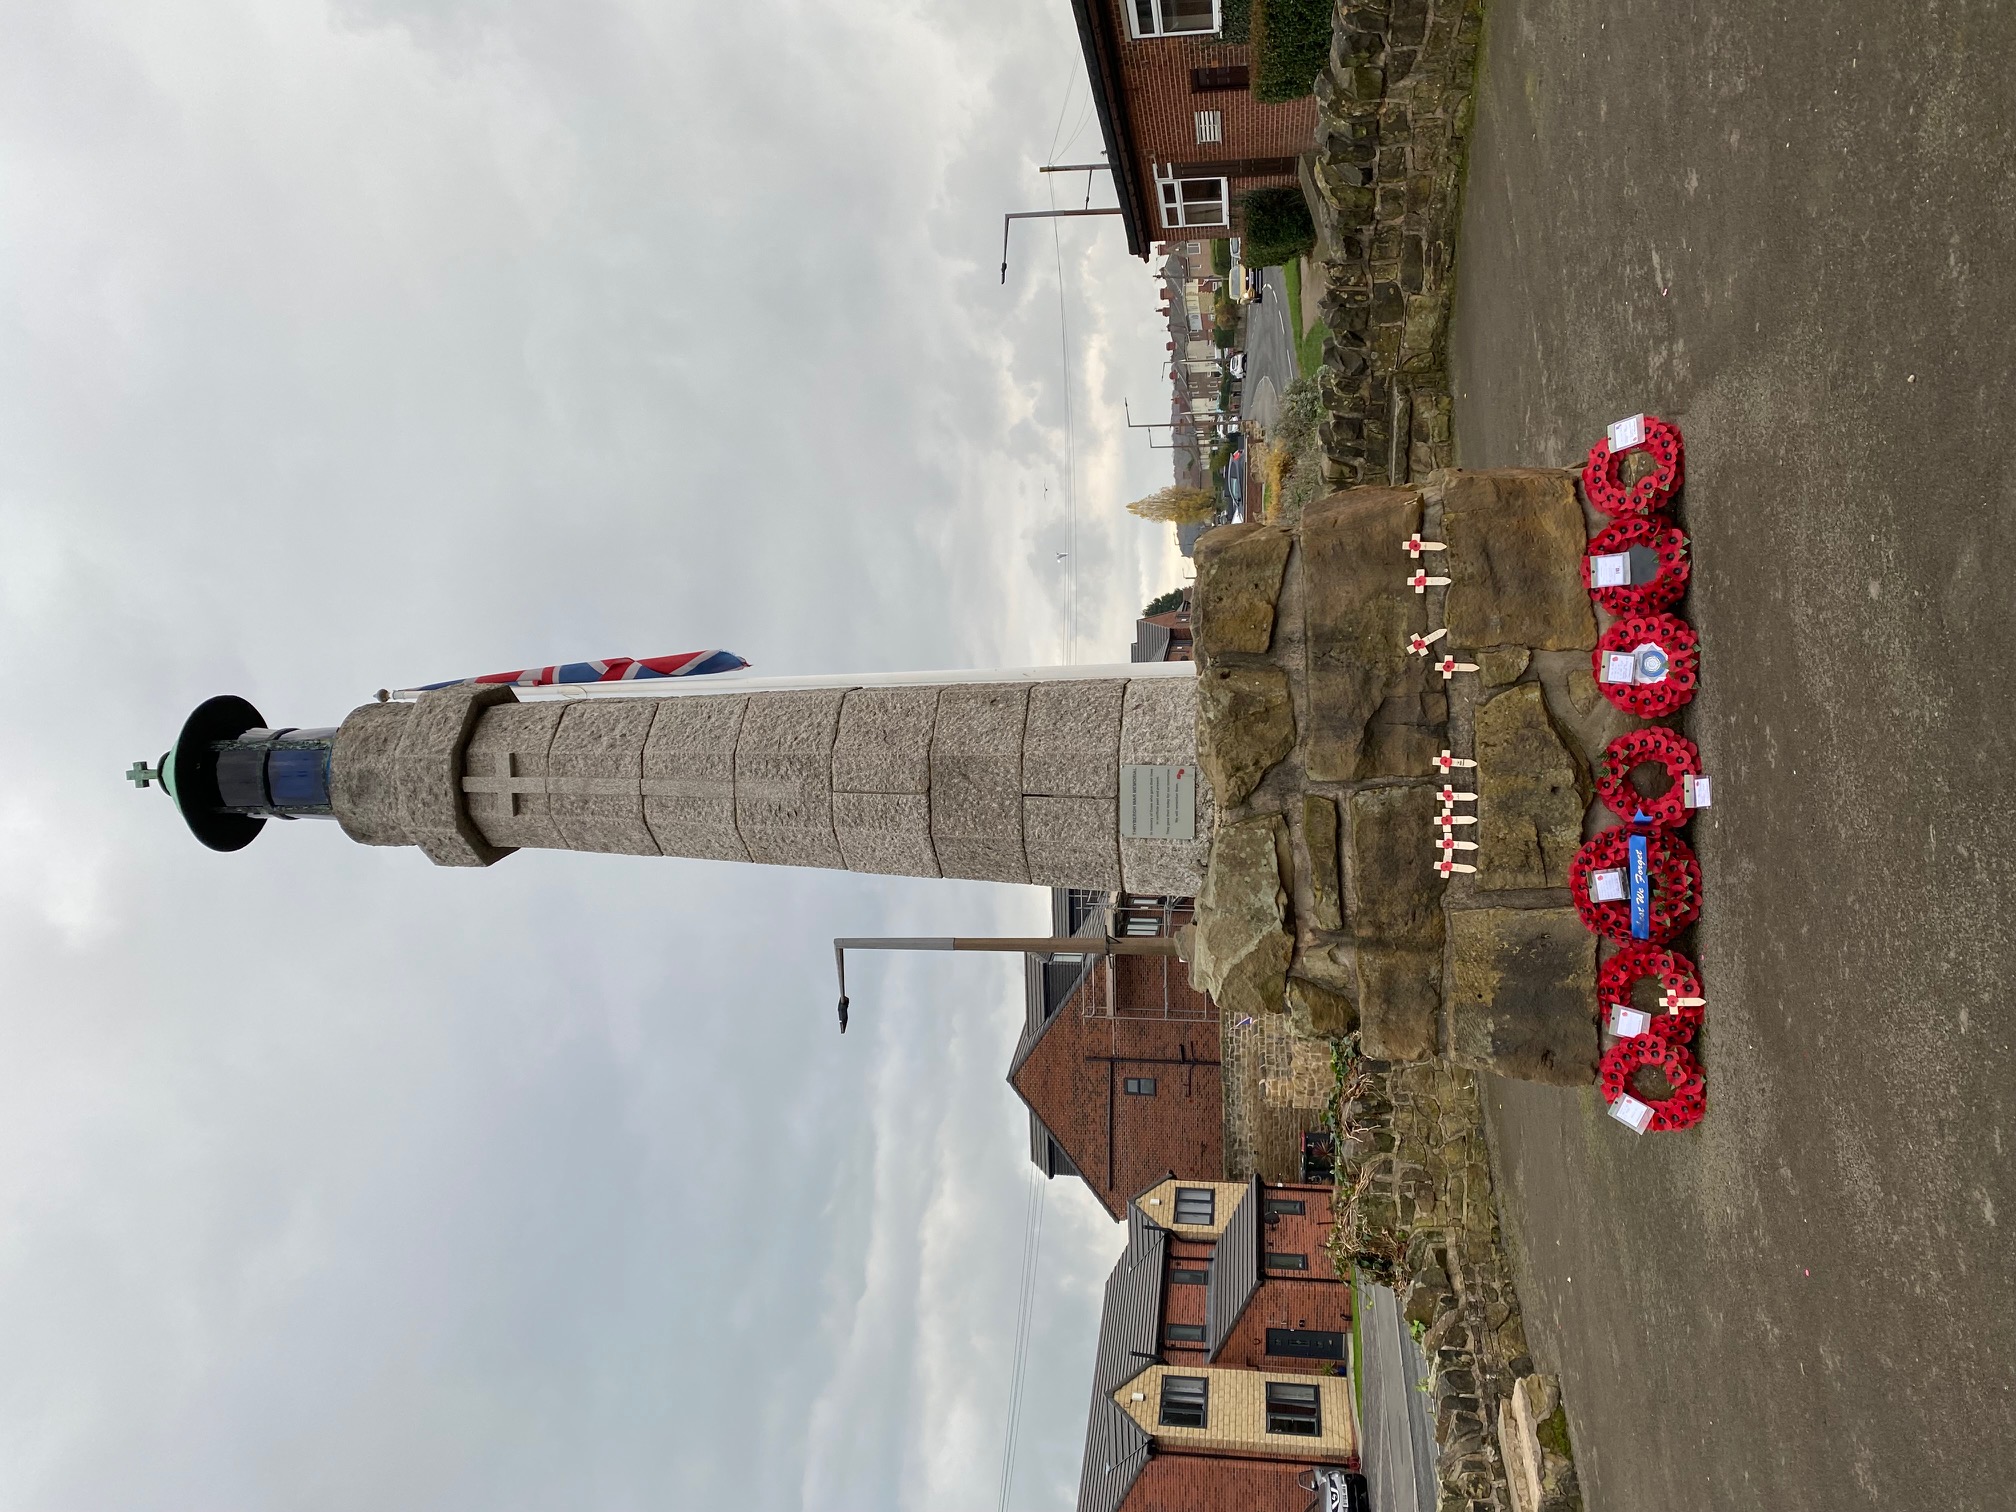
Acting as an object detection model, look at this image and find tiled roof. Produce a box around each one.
[1205,1177,1263,1359]
[1076,1221,1165,1512]
[1065,0,1150,257]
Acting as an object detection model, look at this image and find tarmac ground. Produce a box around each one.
[1446,1,2016,1508]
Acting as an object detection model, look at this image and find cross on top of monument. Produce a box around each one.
[126,759,161,789]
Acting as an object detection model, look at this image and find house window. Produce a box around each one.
[1266,1251,1310,1271]
[1124,1077,1158,1096]
[1170,1267,1208,1285]
[1194,110,1223,145]
[1166,1323,1206,1343]
[1267,1327,1347,1360]
[1265,1198,1306,1216]
[1186,241,1203,256]
[1174,1187,1216,1226]
[1159,1375,1209,1428]
[1266,1380,1322,1436]
[1157,173,1229,230]
[1130,0,1219,37]
[1191,64,1250,92]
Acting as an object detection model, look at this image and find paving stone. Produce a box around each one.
[1475,682,1588,889]
[1446,907,1598,1086]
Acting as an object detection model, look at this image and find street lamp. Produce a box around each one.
[832,933,1181,1032]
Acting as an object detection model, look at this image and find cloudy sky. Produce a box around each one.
[0,2,1188,1508]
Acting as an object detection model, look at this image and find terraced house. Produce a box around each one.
[1070,0,1320,254]
[1078,1177,1363,1512]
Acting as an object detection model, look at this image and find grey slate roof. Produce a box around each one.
[1131,620,1174,663]
[1205,1177,1264,1360]
[1076,1221,1166,1512]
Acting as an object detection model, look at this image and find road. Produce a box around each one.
[1446,2,2016,1509]
[1241,265,1299,432]
[1356,1279,1437,1512]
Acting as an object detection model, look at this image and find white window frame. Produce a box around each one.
[1156,169,1230,231]
[1126,0,1222,40]
[1194,110,1224,145]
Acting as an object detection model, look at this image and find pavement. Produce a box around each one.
[1356,1278,1437,1512]
[1241,266,1300,430]
[1446,2,2016,1509]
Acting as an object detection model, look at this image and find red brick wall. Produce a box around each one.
[1162,1234,1217,1362]
[1103,3,1320,238]
[1122,1451,1329,1512]
[1211,1275,1355,1373]
[1011,957,1222,1218]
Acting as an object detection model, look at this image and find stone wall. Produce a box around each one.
[1301,0,1487,486]
[1187,471,1608,1092]
[1334,1050,1582,1512]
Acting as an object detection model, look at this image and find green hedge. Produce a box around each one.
[1240,187,1316,268]
[1210,238,1233,276]
[1250,0,1332,102]
[1220,0,1253,43]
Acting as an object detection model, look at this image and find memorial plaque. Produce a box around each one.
[1119,764,1196,840]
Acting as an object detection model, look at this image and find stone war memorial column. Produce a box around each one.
[136,664,1211,897]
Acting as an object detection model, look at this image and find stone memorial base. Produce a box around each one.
[1187,470,1634,1086]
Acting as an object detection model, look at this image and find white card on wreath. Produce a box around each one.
[1589,552,1630,587]
[1609,1094,1656,1134]
[1608,1005,1652,1037]
[1608,414,1647,451]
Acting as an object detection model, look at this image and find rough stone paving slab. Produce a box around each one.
[1435,469,1596,652]
[1299,486,1437,780]
[1445,907,1598,1086]
[1474,682,1587,890]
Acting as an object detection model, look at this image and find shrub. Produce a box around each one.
[1213,324,1237,350]
[1144,588,1187,616]
[1210,238,1233,276]
[1240,186,1316,268]
[1220,0,1253,43]
[1250,0,1333,102]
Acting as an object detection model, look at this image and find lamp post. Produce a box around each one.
[832,934,1181,1032]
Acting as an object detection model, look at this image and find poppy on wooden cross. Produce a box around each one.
[1402,533,1447,559]
[1434,787,1478,805]
[1434,657,1480,681]
[1408,571,1451,594]
[1433,859,1478,877]
[1406,627,1449,657]
[1433,750,1477,773]
[1433,837,1479,853]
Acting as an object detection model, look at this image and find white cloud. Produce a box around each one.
[0,0,1184,1506]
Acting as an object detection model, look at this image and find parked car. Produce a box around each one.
[1228,350,1247,380]
[1224,445,1246,522]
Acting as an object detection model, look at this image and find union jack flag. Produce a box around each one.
[420,650,748,690]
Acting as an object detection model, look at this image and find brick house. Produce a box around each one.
[1070,1,1320,256]
[1078,1177,1364,1512]
[1131,592,1196,663]
[1012,890,1223,1218]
